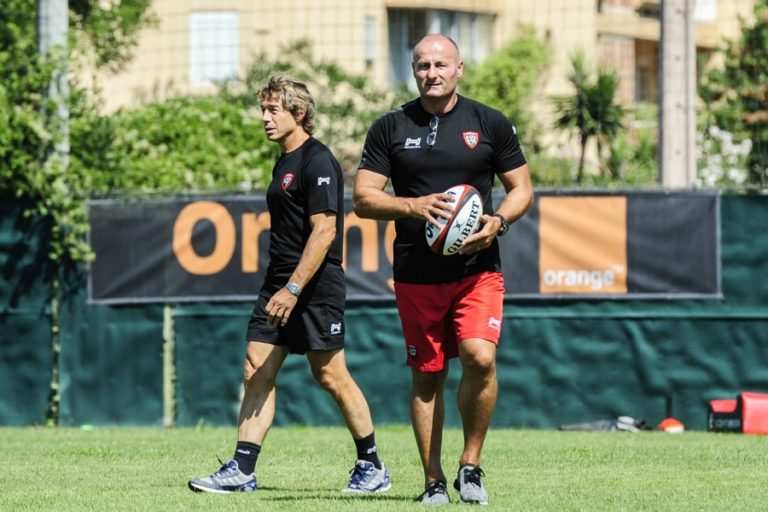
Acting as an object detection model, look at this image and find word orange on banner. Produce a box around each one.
[171,200,394,276]
[539,196,628,294]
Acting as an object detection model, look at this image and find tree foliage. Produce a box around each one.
[551,53,626,183]
[69,0,156,72]
[460,25,550,151]
[699,0,768,186]
[71,95,278,195]
[0,0,154,263]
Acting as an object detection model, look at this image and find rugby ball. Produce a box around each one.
[425,184,483,256]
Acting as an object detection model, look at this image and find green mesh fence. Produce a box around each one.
[1,195,766,429]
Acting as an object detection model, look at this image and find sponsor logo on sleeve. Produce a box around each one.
[317,176,331,186]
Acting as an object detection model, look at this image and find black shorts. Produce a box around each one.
[246,289,346,355]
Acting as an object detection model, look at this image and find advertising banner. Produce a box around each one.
[88,191,720,303]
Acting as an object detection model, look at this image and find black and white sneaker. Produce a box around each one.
[417,480,450,506]
[454,464,488,505]
[342,460,392,493]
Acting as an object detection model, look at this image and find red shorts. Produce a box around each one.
[394,271,504,372]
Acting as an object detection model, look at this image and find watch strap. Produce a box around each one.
[493,213,509,236]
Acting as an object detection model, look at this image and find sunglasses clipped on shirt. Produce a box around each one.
[426,115,439,147]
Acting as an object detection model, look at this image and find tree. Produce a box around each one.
[0,0,154,263]
[460,25,550,151]
[699,0,768,186]
[69,0,155,71]
[551,53,626,183]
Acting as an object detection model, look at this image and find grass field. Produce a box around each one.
[2,425,767,511]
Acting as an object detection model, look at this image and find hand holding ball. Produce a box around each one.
[425,184,483,256]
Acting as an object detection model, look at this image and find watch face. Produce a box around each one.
[286,283,301,296]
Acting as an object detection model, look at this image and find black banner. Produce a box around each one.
[87,191,721,303]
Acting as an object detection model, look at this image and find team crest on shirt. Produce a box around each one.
[281,173,295,190]
[462,131,479,149]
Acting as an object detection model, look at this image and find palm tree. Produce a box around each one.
[552,53,626,183]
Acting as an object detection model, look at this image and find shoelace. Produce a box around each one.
[212,456,233,477]
[463,466,485,486]
[414,481,447,502]
[425,480,447,496]
[348,463,372,485]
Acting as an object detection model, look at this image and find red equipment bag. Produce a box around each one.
[708,392,768,434]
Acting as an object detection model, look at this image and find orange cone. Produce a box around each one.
[658,417,685,433]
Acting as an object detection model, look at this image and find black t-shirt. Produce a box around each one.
[358,96,527,284]
[265,137,344,302]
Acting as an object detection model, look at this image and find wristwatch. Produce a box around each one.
[285,282,302,297]
[493,214,509,236]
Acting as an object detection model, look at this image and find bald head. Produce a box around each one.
[412,34,461,64]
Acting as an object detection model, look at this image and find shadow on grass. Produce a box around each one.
[255,487,411,502]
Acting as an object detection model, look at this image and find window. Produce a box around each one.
[365,16,376,65]
[189,11,239,87]
[388,9,494,89]
[693,0,717,22]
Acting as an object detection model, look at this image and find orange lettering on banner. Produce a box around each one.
[384,221,396,290]
[173,201,236,275]
[344,212,380,271]
[539,196,628,294]
[172,201,394,279]
[242,212,271,273]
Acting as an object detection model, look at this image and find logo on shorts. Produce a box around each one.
[488,316,501,331]
[408,345,417,359]
[282,173,295,190]
[330,322,343,335]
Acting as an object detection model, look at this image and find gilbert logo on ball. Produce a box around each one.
[425,184,482,256]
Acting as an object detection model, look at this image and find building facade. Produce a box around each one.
[86,0,755,114]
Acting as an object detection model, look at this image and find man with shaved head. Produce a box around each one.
[354,34,533,505]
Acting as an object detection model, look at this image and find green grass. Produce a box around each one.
[2,425,768,511]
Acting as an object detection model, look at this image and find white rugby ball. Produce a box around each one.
[425,184,483,256]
